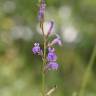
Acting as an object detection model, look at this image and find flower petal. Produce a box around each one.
[43,21,54,36]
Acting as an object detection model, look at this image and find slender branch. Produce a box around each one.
[78,45,96,96]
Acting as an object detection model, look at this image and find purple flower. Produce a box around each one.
[47,52,57,62]
[47,21,54,36]
[48,47,55,52]
[47,48,57,61]
[51,37,62,46]
[46,62,59,70]
[48,35,62,47]
[32,43,41,54]
[38,0,46,21]
[42,21,54,36]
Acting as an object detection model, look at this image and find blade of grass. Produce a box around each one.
[78,45,96,96]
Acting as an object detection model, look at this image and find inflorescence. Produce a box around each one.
[32,0,62,71]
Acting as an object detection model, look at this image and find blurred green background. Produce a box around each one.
[0,0,96,96]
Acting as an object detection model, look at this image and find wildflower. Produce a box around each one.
[46,62,59,70]
[47,21,54,36]
[48,37,62,47]
[32,43,42,54]
[47,47,57,62]
[38,0,46,21]
[42,21,54,36]
[32,0,62,94]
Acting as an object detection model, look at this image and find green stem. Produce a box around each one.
[78,45,96,96]
[41,22,47,96]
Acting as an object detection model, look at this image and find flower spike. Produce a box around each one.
[38,0,46,22]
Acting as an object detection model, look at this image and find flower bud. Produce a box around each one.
[48,37,62,47]
[42,21,54,36]
[38,0,46,21]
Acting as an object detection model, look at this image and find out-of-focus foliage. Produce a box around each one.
[0,0,96,96]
